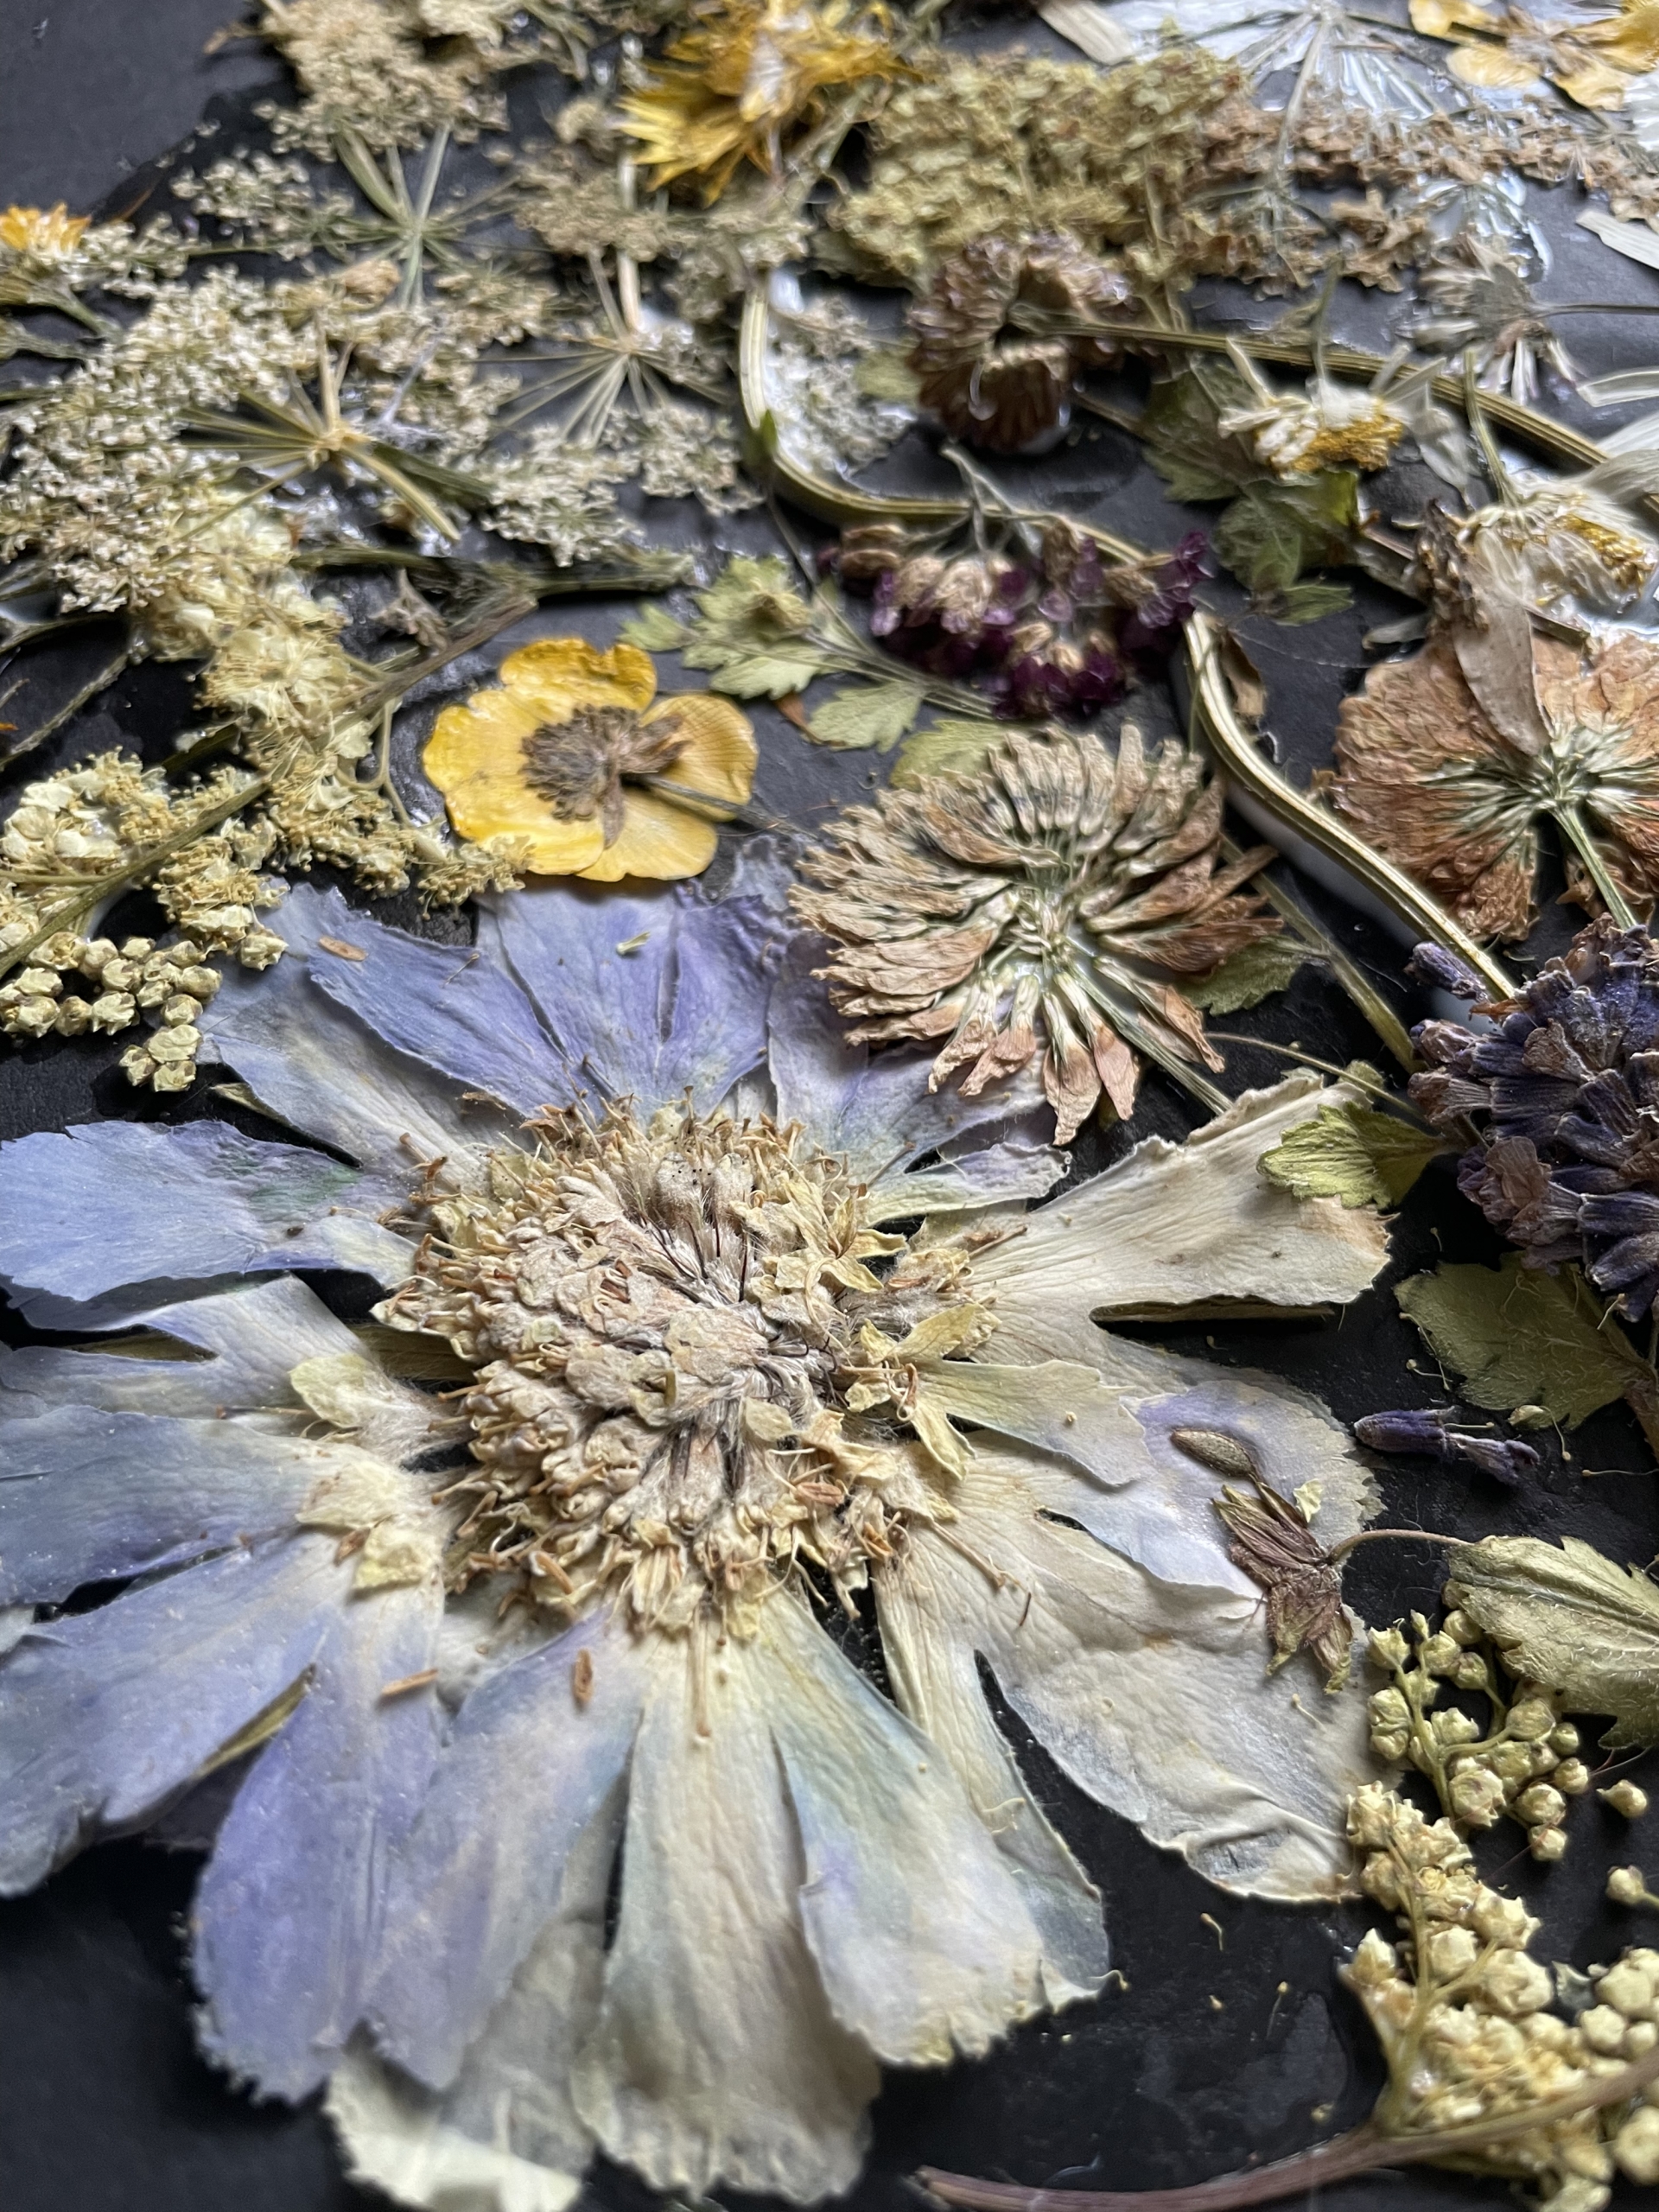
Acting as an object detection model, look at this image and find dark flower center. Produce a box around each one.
[521,702,689,845]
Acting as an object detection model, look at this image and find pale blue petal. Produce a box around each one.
[368,1610,650,2089]
[195,1578,442,2100]
[0,1120,408,1308]
[0,1535,347,1893]
[201,886,512,1178]
[0,1277,359,1416]
[768,939,1050,1186]
[0,1406,331,1605]
[304,902,573,1120]
[483,868,785,1114]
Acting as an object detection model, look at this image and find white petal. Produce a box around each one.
[880,1454,1371,1902]
[972,1074,1387,1333]
[573,1626,877,2202]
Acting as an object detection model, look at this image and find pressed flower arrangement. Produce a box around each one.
[3,2,1659,2210]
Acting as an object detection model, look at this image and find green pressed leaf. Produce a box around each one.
[806,679,925,750]
[620,603,690,652]
[695,649,828,698]
[1273,580,1354,625]
[1396,1255,1648,1429]
[1215,472,1360,597]
[1448,1535,1659,1749]
[890,716,1006,787]
[665,555,830,697]
[855,349,922,403]
[1139,367,1259,501]
[1185,938,1314,1013]
[1259,1103,1446,1208]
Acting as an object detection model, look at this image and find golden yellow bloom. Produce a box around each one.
[620,0,906,199]
[1410,0,1659,107]
[423,638,756,882]
[0,204,90,257]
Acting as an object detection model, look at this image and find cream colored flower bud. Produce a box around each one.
[1370,1687,1409,1728]
[1471,1891,1538,1946]
[1425,1926,1480,1979]
[1516,1783,1567,1828]
[1608,1866,1656,1907]
[1529,1825,1568,1863]
[3,993,58,1037]
[1555,1759,1592,1796]
[14,966,61,996]
[1491,1741,1535,1784]
[53,995,92,1036]
[160,993,200,1027]
[1434,1709,1481,1745]
[170,938,201,964]
[76,936,118,978]
[1625,2019,1659,2056]
[119,936,155,958]
[237,925,286,969]
[1345,1928,1398,1987]
[119,1042,156,1086]
[1420,1631,1461,1676]
[1546,2177,1610,2212]
[151,1058,196,1094]
[38,930,85,968]
[1449,1765,1508,1828]
[1581,2004,1630,2055]
[88,989,136,1032]
[1603,1782,1650,1819]
[1509,1699,1557,1740]
[1481,1948,1554,2015]
[1598,1958,1657,2020]
[1616,2105,1659,2185]
[176,964,219,1000]
[1371,1729,1411,1763]
[146,1021,200,1065]
[1560,2139,1615,2184]
[1451,1651,1491,1692]
[1549,1722,1581,1756]
[1369,1626,1410,1669]
[1441,1608,1481,1647]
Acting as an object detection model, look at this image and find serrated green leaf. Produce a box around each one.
[1396,1255,1648,1430]
[1216,473,1360,596]
[1185,938,1315,1014]
[620,603,690,652]
[1139,367,1259,501]
[806,680,925,750]
[691,648,828,698]
[1259,1103,1446,1208]
[1273,581,1354,625]
[891,717,1006,788]
[1448,1535,1659,1749]
[855,349,921,404]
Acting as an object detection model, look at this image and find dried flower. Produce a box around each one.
[1217,363,1409,480]
[1411,237,1575,404]
[423,638,756,881]
[1332,629,1659,942]
[1355,1408,1541,1484]
[1412,919,1659,1320]
[906,232,1135,453]
[1605,1783,1652,1819]
[620,0,906,199]
[0,202,89,259]
[793,725,1277,1137]
[1410,0,1659,109]
[0,870,1389,2206]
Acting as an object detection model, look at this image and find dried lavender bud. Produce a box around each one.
[1407,941,1487,1000]
[1354,1408,1540,1484]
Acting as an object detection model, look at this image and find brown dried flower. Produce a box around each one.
[1332,628,1659,940]
[906,232,1135,453]
[791,726,1278,1140]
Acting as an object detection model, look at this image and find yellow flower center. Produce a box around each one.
[520,702,689,847]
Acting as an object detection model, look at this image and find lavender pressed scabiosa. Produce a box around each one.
[1411,919,1659,1321]
[0,852,1390,2209]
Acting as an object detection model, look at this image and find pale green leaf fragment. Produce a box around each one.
[1448,1535,1659,1749]
[806,680,925,750]
[619,603,689,653]
[891,717,1006,788]
[696,649,827,699]
[1259,1103,1446,1208]
[1185,938,1315,1014]
[1395,1255,1646,1429]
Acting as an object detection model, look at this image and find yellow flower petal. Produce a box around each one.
[645,692,759,807]
[499,637,657,721]
[1557,54,1639,102]
[1450,42,1544,84]
[423,688,543,800]
[1409,0,1497,35]
[579,791,720,882]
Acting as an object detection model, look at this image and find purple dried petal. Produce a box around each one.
[1407,944,1486,999]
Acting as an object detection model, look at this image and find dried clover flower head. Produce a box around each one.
[382,1102,988,1633]
[0,203,90,261]
[1412,919,1659,1320]
[792,726,1277,1140]
[1344,1783,1628,2200]
[1332,628,1659,942]
[619,0,906,200]
[906,233,1135,454]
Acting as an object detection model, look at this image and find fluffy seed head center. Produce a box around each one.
[521,703,689,845]
[385,1103,988,1634]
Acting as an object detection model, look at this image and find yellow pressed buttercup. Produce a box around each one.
[423,637,757,882]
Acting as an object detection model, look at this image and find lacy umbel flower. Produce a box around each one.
[423,637,757,881]
[0,856,1388,2209]
[1332,627,1659,941]
[794,725,1279,1139]
[620,0,906,198]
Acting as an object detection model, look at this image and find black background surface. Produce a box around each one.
[2,8,1658,2210]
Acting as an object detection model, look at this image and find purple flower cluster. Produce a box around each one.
[1411,919,1659,1320]
[835,522,1209,720]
